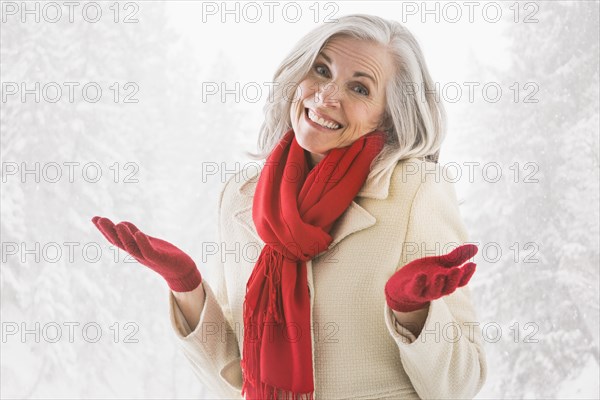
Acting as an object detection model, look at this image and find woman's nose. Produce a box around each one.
[314,81,340,107]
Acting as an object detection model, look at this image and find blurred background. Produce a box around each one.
[1,1,598,398]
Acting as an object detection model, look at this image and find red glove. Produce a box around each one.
[91,216,202,292]
[385,243,478,312]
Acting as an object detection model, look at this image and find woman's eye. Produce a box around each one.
[314,65,329,77]
[354,85,369,96]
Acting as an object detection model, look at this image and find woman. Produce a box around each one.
[92,14,487,400]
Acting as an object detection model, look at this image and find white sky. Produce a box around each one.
[165,1,511,84]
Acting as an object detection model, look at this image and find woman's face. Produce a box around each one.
[290,35,394,166]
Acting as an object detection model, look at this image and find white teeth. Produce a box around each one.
[308,109,340,130]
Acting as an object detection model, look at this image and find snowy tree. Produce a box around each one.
[458,2,599,398]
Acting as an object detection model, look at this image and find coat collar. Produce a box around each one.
[233,162,396,252]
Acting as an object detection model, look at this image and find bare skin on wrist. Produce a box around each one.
[392,304,430,338]
[172,283,206,331]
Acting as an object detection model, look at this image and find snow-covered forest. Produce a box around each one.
[1,1,598,398]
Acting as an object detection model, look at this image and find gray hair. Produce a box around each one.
[244,14,446,181]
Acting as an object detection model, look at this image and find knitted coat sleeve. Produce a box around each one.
[383,164,488,399]
[167,178,243,400]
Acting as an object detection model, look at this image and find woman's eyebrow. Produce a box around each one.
[319,51,378,86]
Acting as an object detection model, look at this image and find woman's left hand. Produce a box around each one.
[385,243,478,313]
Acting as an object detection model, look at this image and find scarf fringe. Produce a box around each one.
[241,378,315,400]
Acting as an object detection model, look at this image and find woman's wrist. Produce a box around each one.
[172,283,206,331]
[392,303,430,338]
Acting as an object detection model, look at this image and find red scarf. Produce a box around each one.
[241,128,386,399]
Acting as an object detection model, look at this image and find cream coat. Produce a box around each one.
[167,157,488,399]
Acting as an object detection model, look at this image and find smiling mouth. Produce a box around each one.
[305,108,342,130]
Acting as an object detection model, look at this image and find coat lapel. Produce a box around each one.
[233,162,396,252]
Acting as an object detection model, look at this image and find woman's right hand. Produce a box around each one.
[91,216,202,292]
